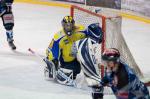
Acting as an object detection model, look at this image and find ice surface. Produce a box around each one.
[122,18,150,74]
[0,3,149,99]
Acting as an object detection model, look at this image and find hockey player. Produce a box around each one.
[0,0,16,50]
[73,23,104,99]
[101,48,150,99]
[44,16,87,84]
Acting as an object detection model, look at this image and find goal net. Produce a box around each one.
[70,5,144,80]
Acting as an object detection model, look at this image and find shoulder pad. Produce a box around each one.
[53,30,65,41]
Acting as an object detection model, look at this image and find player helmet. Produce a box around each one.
[102,48,120,62]
[62,16,75,36]
[87,23,103,43]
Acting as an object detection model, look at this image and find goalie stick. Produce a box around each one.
[28,48,47,68]
[28,48,44,60]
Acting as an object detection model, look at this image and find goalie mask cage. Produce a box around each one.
[70,5,150,86]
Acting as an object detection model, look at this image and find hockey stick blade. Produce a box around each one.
[28,48,36,54]
[28,48,47,67]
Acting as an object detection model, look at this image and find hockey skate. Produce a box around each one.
[8,40,16,50]
[6,31,16,50]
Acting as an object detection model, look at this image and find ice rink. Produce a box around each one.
[0,3,150,99]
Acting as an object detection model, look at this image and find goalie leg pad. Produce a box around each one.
[56,68,76,86]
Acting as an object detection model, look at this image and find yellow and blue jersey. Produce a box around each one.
[46,25,87,63]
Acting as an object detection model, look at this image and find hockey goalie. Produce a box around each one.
[44,16,104,99]
[44,16,87,81]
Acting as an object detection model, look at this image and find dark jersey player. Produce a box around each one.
[0,0,16,50]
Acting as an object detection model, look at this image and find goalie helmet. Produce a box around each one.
[102,48,120,62]
[87,23,103,43]
[62,16,75,36]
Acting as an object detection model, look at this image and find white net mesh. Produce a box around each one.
[73,6,103,28]
[71,5,143,78]
[105,17,143,77]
